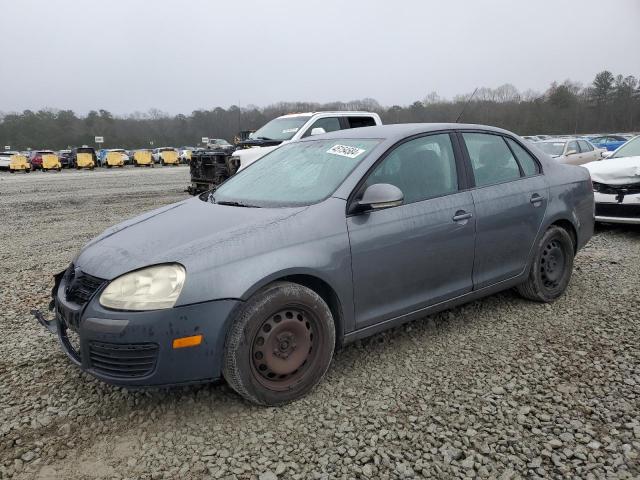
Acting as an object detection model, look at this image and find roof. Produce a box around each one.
[279,111,379,118]
[299,123,514,143]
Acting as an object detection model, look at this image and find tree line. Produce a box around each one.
[1,70,638,151]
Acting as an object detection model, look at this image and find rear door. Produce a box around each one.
[347,132,476,328]
[459,132,547,289]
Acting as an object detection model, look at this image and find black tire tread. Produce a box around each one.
[222,281,335,406]
[516,225,574,302]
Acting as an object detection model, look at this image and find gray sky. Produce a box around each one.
[1,0,639,115]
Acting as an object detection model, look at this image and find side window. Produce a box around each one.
[578,140,593,152]
[506,138,540,176]
[348,116,376,129]
[364,134,458,204]
[566,140,579,154]
[462,133,521,187]
[302,117,341,137]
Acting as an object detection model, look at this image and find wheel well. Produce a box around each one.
[279,274,344,346]
[550,219,577,254]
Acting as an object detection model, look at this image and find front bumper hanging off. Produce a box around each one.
[32,268,241,387]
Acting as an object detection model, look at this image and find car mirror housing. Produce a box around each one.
[566,149,578,156]
[602,151,613,159]
[310,127,326,136]
[357,183,404,212]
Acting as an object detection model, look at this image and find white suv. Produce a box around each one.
[231,111,382,171]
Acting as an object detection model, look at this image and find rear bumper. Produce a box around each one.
[44,278,241,387]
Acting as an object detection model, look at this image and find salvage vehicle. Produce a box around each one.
[0,150,20,170]
[187,148,237,195]
[587,135,628,152]
[70,147,97,169]
[584,135,640,224]
[35,124,593,406]
[534,138,603,165]
[29,151,62,172]
[153,147,180,166]
[8,154,31,173]
[29,150,57,171]
[57,150,72,168]
[229,111,382,172]
[133,149,154,167]
[105,150,125,168]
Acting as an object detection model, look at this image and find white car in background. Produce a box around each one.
[0,151,20,170]
[230,111,382,171]
[584,136,640,224]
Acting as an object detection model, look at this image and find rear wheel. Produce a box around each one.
[9,169,14,174]
[223,281,335,406]
[517,226,574,302]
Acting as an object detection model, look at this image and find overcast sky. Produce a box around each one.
[1,0,639,115]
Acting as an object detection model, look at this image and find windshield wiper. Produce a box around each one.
[255,136,274,141]
[215,200,261,208]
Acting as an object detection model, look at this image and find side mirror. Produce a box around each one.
[310,127,326,136]
[602,151,613,159]
[357,183,404,212]
[566,149,578,156]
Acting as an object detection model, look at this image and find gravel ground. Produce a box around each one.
[1,167,639,480]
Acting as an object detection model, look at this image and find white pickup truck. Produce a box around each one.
[229,111,382,171]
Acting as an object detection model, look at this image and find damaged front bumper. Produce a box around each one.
[593,186,640,225]
[33,268,241,387]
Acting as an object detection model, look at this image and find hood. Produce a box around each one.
[584,156,640,185]
[75,197,308,280]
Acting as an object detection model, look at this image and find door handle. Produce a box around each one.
[452,211,473,222]
[530,194,544,205]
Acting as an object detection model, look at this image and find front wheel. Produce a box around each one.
[517,226,574,302]
[223,281,335,406]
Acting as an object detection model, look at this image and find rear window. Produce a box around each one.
[348,116,376,129]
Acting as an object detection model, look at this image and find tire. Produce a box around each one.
[516,226,574,303]
[57,167,61,172]
[223,281,335,406]
[25,168,31,174]
[9,169,14,174]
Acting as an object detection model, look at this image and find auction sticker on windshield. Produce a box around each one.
[326,144,366,159]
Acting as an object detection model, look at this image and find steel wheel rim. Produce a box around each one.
[251,307,317,391]
[540,239,566,289]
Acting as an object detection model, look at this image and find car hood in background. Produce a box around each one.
[75,197,308,281]
[584,156,640,185]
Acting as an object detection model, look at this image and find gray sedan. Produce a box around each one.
[37,124,594,405]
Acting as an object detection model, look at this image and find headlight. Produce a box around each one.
[99,264,186,311]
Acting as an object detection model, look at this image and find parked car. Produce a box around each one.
[29,150,60,171]
[0,150,20,170]
[8,153,31,173]
[230,111,382,172]
[179,146,195,163]
[584,135,640,224]
[534,138,603,165]
[153,147,180,165]
[132,149,154,167]
[36,123,593,406]
[70,147,97,169]
[57,150,72,168]
[105,149,129,168]
[587,135,628,152]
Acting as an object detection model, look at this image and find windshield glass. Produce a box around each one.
[536,142,566,156]
[251,116,311,141]
[612,136,639,158]
[210,139,380,207]
[212,139,230,145]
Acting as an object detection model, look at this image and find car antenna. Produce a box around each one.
[455,87,479,123]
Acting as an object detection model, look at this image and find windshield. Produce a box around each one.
[251,116,311,141]
[212,139,231,145]
[536,142,566,156]
[210,139,380,207]
[611,136,639,158]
